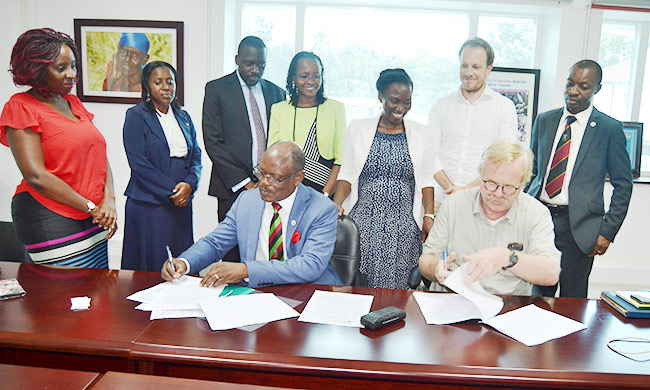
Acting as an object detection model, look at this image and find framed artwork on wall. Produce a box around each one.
[487,67,540,146]
[73,19,184,105]
[622,122,643,178]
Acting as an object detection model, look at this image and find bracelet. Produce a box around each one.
[424,213,435,220]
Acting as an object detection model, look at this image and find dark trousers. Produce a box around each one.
[217,197,240,262]
[533,207,593,298]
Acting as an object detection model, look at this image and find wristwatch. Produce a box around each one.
[503,242,523,269]
[86,201,96,214]
[424,213,436,220]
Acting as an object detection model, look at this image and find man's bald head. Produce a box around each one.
[266,140,305,172]
[258,141,305,202]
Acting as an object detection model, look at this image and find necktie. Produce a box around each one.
[269,202,284,261]
[545,116,576,199]
[248,86,266,164]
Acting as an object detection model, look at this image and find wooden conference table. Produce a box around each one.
[0,261,648,389]
[0,364,294,390]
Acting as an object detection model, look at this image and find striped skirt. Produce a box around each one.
[11,192,108,268]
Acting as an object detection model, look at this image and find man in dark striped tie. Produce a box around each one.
[525,60,633,298]
[162,141,343,288]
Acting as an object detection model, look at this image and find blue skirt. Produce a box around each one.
[121,157,194,272]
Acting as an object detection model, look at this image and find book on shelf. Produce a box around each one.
[601,291,650,319]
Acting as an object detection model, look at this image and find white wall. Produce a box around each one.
[0,0,226,267]
[0,0,648,297]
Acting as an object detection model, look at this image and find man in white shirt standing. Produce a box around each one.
[429,37,518,212]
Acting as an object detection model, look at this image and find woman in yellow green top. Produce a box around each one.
[268,51,346,195]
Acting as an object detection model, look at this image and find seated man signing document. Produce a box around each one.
[162,141,342,287]
[419,139,560,295]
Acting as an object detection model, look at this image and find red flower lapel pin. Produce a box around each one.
[291,230,301,244]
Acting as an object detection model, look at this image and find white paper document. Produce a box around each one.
[127,276,224,319]
[236,296,304,332]
[298,290,374,327]
[413,263,503,325]
[414,292,488,325]
[443,263,504,320]
[482,304,587,346]
[70,296,91,311]
[198,293,299,331]
[150,309,205,320]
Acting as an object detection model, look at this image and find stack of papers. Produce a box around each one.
[413,263,504,325]
[127,276,254,320]
[127,277,298,331]
[413,263,587,346]
[127,276,223,319]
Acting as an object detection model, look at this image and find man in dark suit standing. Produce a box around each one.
[202,36,285,261]
[526,60,633,298]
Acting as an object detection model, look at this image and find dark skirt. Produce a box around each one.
[121,158,194,272]
[11,192,108,268]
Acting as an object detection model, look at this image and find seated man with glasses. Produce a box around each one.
[418,139,560,295]
[162,140,342,287]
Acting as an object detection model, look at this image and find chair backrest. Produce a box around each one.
[330,215,364,286]
[0,221,30,262]
[407,265,432,290]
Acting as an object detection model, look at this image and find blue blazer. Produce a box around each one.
[180,184,343,287]
[525,107,633,254]
[123,102,202,204]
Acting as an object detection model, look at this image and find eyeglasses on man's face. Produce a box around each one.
[481,179,520,196]
[253,165,300,186]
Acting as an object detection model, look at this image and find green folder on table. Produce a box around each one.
[219,285,255,297]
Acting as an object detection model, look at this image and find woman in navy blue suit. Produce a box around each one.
[121,61,201,271]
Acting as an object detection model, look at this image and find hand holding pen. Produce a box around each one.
[435,249,457,285]
[161,245,188,282]
[440,248,448,282]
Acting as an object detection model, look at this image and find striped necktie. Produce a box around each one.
[269,202,284,261]
[248,85,266,164]
[545,116,576,199]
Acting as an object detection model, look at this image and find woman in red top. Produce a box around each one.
[0,28,117,267]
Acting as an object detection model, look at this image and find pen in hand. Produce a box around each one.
[443,248,448,271]
[442,248,448,282]
[166,245,175,273]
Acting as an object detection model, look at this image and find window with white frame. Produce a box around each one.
[639,34,650,171]
[241,4,296,89]
[303,6,469,122]
[596,23,637,122]
[477,15,536,68]
[239,3,538,124]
